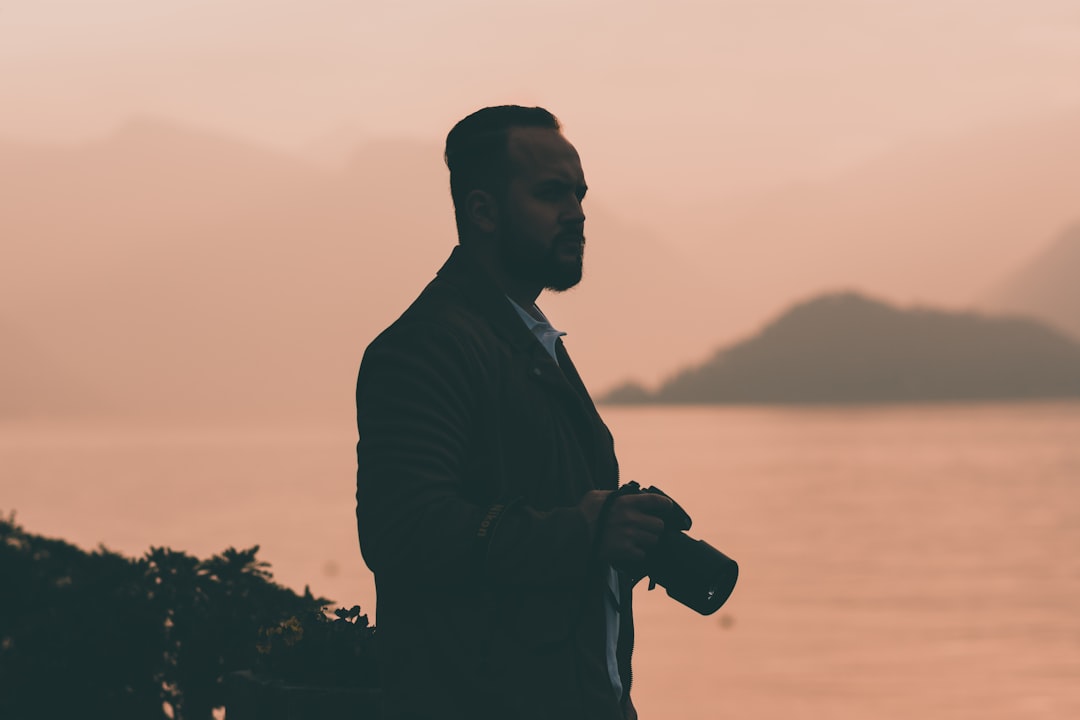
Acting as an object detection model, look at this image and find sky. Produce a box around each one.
[5,9,1079,715]
[4,0,1080,210]
[4,0,1080,399]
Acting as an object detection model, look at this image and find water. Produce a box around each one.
[3,403,1079,718]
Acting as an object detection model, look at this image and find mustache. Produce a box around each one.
[556,231,586,244]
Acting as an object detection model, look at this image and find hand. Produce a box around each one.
[580,489,673,574]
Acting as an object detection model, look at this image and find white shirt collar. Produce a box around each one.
[506,297,567,363]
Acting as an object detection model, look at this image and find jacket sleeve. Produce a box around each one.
[355,319,595,588]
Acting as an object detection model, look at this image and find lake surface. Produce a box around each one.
[3,403,1079,719]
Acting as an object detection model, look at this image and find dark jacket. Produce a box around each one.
[355,245,635,720]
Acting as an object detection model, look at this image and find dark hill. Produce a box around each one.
[603,293,1080,404]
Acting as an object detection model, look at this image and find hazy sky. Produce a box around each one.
[4,0,1080,208]
[5,0,1080,399]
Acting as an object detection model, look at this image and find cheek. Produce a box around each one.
[508,201,552,235]
[526,202,564,233]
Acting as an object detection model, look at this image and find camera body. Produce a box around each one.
[610,481,738,615]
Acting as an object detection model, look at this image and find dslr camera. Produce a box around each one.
[605,481,738,615]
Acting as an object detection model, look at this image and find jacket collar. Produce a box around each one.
[435,245,594,401]
[435,244,611,485]
[435,244,551,357]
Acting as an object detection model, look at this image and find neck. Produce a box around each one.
[461,241,542,312]
[504,283,543,319]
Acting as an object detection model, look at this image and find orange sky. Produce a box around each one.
[4,1,1080,400]
[4,11,1079,713]
[4,0,1080,209]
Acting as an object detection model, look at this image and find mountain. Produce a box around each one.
[7,109,1080,423]
[978,223,1080,341]
[0,119,450,422]
[665,109,1080,336]
[602,293,1080,404]
[0,119,711,422]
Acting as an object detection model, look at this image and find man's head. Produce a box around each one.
[445,105,588,299]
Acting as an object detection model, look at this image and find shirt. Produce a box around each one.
[506,297,624,702]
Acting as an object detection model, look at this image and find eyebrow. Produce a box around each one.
[537,178,588,199]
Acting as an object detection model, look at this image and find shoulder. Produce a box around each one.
[359,277,502,384]
[374,276,489,345]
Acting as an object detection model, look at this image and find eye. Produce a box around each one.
[536,182,565,200]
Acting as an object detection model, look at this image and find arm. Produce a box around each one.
[355,320,594,588]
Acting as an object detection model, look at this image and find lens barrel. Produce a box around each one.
[649,531,739,615]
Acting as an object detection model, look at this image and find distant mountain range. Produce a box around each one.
[602,293,1080,404]
[4,112,1080,419]
[680,108,1080,315]
[978,223,1080,341]
[0,118,708,421]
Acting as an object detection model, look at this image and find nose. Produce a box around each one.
[563,195,585,225]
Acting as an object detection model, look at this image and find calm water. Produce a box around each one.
[3,403,1079,719]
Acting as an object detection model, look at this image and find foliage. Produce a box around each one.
[254,605,378,689]
[0,512,373,720]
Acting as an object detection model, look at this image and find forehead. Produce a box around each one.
[505,127,584,183]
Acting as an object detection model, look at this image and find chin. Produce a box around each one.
[545,267,583,293]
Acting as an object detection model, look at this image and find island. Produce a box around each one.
[602,292,1080,404]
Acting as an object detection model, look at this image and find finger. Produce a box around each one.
[624,512,665,536]
[632,523,665,544]
[620,493,674,516]
[608,503,666,533]
[610,521,662,551]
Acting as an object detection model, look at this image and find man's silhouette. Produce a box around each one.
[355,105,671,720]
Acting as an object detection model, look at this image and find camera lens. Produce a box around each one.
[652,534,738,615]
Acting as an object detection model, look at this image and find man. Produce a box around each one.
[355,105,671,720]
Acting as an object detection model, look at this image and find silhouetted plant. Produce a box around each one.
[254,605,378,689]
[0,512,372,720]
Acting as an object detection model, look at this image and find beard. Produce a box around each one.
[500,232,585,293]
[542,236,585,292]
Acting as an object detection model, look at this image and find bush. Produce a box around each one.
[0,512,374,720]
[254,605,378,689]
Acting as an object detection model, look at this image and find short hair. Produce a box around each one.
[444,105,561,237]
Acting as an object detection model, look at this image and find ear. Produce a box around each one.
[464,189,498,233]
